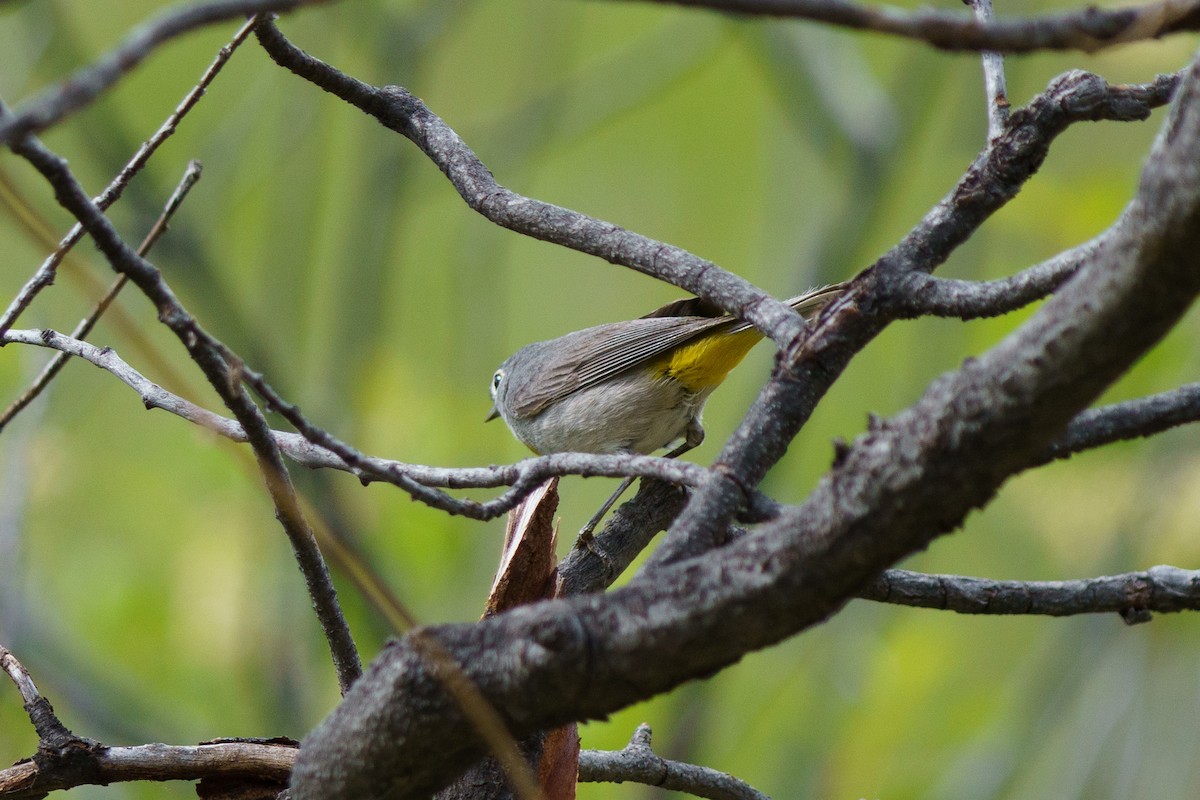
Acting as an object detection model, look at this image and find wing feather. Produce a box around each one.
[505,283,845,417]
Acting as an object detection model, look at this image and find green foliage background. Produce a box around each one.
[1,1,1199,798]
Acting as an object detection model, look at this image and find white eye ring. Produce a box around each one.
[491,369,504,395]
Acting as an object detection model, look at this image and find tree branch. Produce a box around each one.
[5,128,362,695]
[0,741,297,799]
[966,0,1010,139]
[648,67,1176,566]
[642,0,1200,53]
[859,566,1200,622]
[0,162,201,432]
[0,13,262,338]
[0,1,333,146]
[1037,382,1200,464]
[888,232,1104,319]
[578,724,770,800]
[251,19,808,346]
[1,648,293,800]
[285,51,1200,799]
[557,479,691,596]
[0,327,716,515]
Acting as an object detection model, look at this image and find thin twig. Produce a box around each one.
[0,162,201,432]
[888,232,1105,319]
[0,1,333,146]
[578,724,771,800]
[0,328,711,511]
[642,0,1200,53]
[0,13,262,337]
[1037,382,1200,465]
[6,130,362,696]
[0,645,85,752]
[0,646,41,710]
[860,565,1200,623]
[966,0,1010,138]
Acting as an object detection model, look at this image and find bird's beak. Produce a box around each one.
[485,404,500,422]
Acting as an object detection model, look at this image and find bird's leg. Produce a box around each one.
[576,421,705,542]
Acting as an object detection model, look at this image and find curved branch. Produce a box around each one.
[0,328,713,516]
[889,233,1103,319]
[6,131,361,694]
[0,162,201,432]
[860,566,1200,622]
[0,0,332,146]
[0,13,262,337]
[287,52,1200,799]
[578,724,770,800]
[252,20,807,346]
[647,67,1180,566]
[647,0,1200,53]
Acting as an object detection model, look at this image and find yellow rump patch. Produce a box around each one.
[652,328,763,393]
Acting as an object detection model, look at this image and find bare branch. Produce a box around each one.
[1,644,103,798]
[0,645,75,745]
[557,479,690,596]
[5,129,362,695]
[0,738,295,799]
[252,20,808,346]
[889,232,1104,319]
[641,0,1200,53]
[966,0,1010,139]
[0,328,712,516]
[578,724,771,800]
[1038,382,1200,464]
[0,741,296,799]
[0,2,332,146]
[648,67,1179,566]
[286,52,1200,799]
[0,162,201,432]
[860,566,1200,622]
[0,14,262,337]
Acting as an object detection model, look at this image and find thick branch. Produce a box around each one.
[287,53,1200,799]
[649,68,1176,566]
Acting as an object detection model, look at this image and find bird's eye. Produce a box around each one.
[490,369,504,396]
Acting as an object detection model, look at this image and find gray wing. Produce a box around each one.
[505,315,724,417]
[504,283,846,417]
